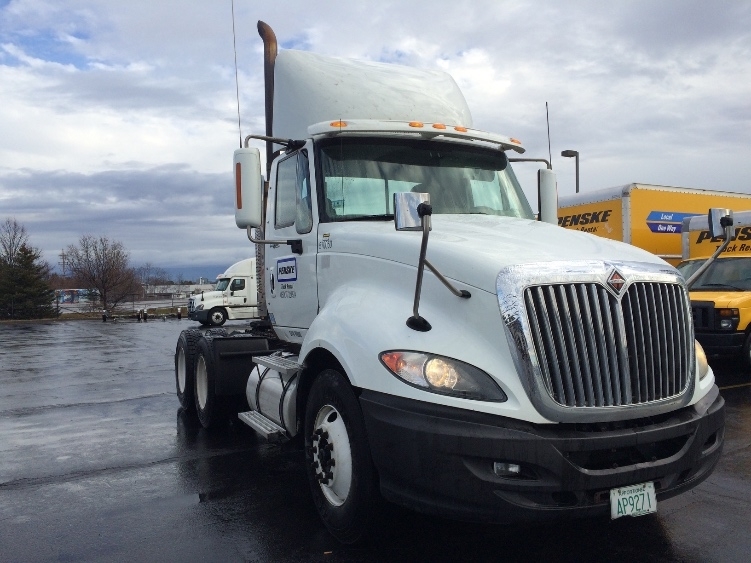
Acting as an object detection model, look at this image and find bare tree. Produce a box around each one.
[66,235,141,310]
[136,262,171,285]
[0,218,30,267]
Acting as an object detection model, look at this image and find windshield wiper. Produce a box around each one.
[693,283,745,291]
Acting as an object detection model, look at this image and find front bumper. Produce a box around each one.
[188,309,209,323]
[360,386,725,523]
[695,331,746,356]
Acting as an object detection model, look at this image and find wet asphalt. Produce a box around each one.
[0,319,749,563]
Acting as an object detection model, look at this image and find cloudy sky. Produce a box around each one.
[1,0,750,278]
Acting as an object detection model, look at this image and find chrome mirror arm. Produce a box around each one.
[246,227,302,255]
[406,203,470,332]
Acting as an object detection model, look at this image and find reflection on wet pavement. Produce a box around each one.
[0,320,749,562]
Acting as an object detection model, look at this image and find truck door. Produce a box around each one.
[228,277,254,317]
[265,146,318,338]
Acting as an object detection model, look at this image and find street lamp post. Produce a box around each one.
[561,150,579,193]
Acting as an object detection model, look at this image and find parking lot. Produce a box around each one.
[0,319,749,562]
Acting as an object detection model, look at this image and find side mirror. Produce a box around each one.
[394,191,469,332]
[538,168,558,225]
[394,192,430,231]
[686,208,734,289]
[708,208,732,239]
[234,148,263,228]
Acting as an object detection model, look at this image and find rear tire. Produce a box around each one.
[304,369,377,544]
[175,329,201,414]
[209,308,227,327]
[194,336,224,429]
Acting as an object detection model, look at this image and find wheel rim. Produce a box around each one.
[177,348,186,393]
[211,310,224,325]
[311,405,352,507]
[196,355,208,410]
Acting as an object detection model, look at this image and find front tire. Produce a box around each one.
[209,308,227,327]
[194,336,224,429]
[304,369,377,544]
[743,331,751,371]
[175,329,201,413]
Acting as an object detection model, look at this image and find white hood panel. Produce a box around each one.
[319,216,670,292]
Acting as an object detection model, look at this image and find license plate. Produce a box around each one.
[610,482,657,519]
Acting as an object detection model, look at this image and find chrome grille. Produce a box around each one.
[524,282,690,408]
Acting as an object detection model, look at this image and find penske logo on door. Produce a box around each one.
[277,258,297,282]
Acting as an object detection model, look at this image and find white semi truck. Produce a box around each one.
[187,258,258,326]
[174,21,725,543]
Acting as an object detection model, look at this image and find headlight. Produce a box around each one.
[695,340,709,380]
[716,308,739,331]
[379,351,507,402]
[196,304,204,311]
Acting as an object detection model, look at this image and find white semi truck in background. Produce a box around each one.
[174,21,725,543]
[187,258,258,326]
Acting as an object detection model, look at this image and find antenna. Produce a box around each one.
[231,0,242,148]
[545,102,552,166]
[58,249,67,276]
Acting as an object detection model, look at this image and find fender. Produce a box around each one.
[299,254,545,423]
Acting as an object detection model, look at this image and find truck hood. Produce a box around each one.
[321,215,670,293]
[688,290,751,308]
[192,290,222,303]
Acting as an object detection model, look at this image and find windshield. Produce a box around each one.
[677,257,751,291]
[318,138,534,221]
[215,278,230,291]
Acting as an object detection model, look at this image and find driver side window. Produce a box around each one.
[275,151,312,234]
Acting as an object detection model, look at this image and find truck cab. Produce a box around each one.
[187,258,257,326]
[678,211,751,368]
[176,21,725,544]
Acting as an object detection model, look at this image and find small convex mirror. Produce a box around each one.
[394,192,431,231]
[708,208,732,238]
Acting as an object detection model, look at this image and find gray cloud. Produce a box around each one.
[1,0,750,274]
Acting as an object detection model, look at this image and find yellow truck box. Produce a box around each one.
[677,210,751,368]
[558,184,751,266]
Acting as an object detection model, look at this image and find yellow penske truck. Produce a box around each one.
[558,184,751,265]
[677,210,751,369]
